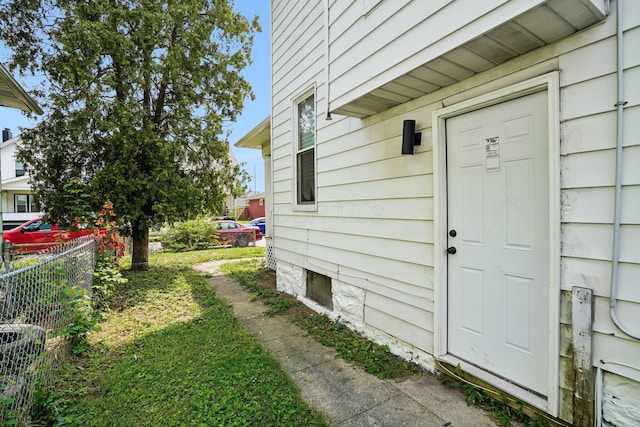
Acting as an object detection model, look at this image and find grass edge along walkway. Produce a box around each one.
[37,248,328,426]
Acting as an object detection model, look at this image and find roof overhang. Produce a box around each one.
[234,116,270,150]
[332,0,608,118]
[2,175,31,191]
[0,64,43,115]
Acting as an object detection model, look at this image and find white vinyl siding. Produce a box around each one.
[556,9,640,419]
[362,0,384,16]
[326,0,606,113]
[272,0,640,421]
[272,0,436,354]
[0,138,21,181]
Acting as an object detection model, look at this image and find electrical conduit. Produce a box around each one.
[609,0,639,340]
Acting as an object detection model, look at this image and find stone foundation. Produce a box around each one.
[276,260,435,372]
[275,260,305,296]
[331,279,365,330]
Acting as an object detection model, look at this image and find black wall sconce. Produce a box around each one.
[401,119,421,155]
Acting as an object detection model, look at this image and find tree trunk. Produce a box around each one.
[130,222,149,271]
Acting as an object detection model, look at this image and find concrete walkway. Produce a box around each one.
[195,260,500,427]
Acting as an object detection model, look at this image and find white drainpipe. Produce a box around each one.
[324,0,332,120]
[609,0,639,340]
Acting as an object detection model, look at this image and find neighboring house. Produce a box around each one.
[234,191,266,220]
[0,130,42,229]
[0,63,43,231]
[237,1,639,424]
[246,193,265,219]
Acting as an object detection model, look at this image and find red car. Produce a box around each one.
[3,217,96,253]
[215,220,262,247]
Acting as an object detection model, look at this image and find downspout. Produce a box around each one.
[609,0,639,339]
[324,0,332,120]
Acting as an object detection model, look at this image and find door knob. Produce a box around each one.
[447,246,457,254]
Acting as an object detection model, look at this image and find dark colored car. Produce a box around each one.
[215,220,263,247]
[3,217,97,253]
[248,217,266,235]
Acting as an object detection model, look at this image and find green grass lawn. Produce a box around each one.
[39,247,327,426]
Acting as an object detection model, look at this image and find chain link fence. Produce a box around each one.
[0,235,96,423]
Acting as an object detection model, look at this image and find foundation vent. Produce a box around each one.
[306,270,332,310]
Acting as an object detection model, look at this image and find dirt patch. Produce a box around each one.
[260,267,277,291]
[253,267,314,321]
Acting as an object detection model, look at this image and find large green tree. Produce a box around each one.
[0,0,258,269]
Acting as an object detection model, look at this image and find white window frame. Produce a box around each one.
[292,87,318,211]
[15,160,25,177]
[14,194,32,213]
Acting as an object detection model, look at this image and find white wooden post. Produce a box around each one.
[572,286,593,427]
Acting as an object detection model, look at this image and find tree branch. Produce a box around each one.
[154,25,178,126]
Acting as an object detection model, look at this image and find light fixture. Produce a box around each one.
[401,119,421,155]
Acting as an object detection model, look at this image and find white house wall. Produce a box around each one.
[0,136,41,225]
[0,137,19,181]
[272,0,640,422]
[327,0,606,114]
[329,0,514,106]
[273,0,436,362]
[557,6,640,407]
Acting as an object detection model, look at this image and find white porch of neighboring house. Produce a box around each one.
[234,116,275,269]
[260,0,640,425]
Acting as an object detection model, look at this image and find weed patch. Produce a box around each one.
[219,259,294,316]
[292,312,419,379]
[438,364,552,427]
[220,260,420,379]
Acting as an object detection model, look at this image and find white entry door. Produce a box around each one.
[446,91,550,396]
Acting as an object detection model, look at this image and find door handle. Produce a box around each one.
[447,246,457,254]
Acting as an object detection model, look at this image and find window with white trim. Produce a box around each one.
[295,92,316,205]
[15,161,25,177]
[15,194,37,213]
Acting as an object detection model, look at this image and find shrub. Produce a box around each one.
[60,286,99,355]
[159,217,221,252]
[92,252,128,313]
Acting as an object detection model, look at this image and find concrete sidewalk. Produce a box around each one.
[195,261,500,427]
